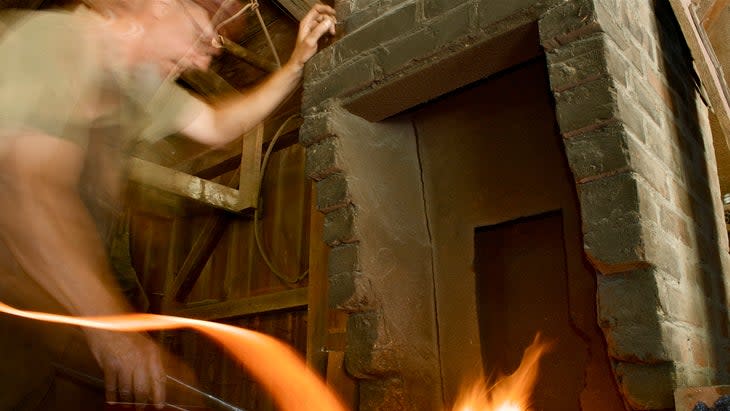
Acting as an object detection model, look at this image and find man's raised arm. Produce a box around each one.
[182,4,337,146]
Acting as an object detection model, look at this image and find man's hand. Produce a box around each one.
[86,330,166,408]
[182,4,337,146]
[287,4,337,70]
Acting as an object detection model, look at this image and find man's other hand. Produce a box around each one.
[288,3,337,70]
[87,330,166,409]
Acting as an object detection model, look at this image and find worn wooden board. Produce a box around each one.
[306,185,328,375]
[694,0,730,28]
[238,123,264,210]
[670,0,730,149]
[128,157,242,212]
[170,287,308,320]
[271,0,317,21]
[130,123,264,213]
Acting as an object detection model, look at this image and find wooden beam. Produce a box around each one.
[306,184,328,375]
[166,211,231,304]
[219,36,279,73]
[271,0,317,20]
[181,69,238,99]
[671,0,730,150]
[128,157,243,213]
[169,287,308,320]
[701,0,730,30]
[237,123,264,210]
[132,71,266,212]
[162,171,241,306]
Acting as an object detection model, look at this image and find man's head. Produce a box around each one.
[86,0,218,77]
[135,0,218,77]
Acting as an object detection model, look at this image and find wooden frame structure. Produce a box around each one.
[270,0,317,20]
[127,0,319,213]
[129,124,264,213]
[670,0,730,148]
[129,0,333,381]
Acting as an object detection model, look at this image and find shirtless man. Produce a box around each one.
[0,0,335,407]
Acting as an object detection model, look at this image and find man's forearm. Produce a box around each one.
[183,3,336,147]
[217,63,302,133]
[186,63,303,146]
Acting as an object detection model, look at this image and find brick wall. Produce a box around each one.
[541,0,730,408]
[303,0,557,118]
[304,105,441,410]
[301,0,730,409]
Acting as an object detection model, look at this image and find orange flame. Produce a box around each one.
[0,301,347,411]
[452,334,551,411]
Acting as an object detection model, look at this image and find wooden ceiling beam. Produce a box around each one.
[181,69,238,100]
[128,157,242,212]
[270,0,316,20]
[219,36,278,73]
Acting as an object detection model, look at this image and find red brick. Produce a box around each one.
[334,3,418,63]
[553,77,619,134]
[302,55,379,111]
[305,137,342,181]
[660,205,692,247]
[323,204,357,246]
[317,173,350,213]
[539,0,600,51]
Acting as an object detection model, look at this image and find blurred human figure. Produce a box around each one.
[0,0,336,408]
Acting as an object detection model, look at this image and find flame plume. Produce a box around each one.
[452,334,552,411]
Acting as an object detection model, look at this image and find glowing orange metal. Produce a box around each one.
[0,302,347,411]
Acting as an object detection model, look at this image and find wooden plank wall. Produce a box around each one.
[123,1,354,407]
[129,142,314,410]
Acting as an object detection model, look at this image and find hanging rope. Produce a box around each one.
[212,0,282,69]
[253,2,282,68]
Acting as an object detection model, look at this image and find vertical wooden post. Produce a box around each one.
[238,124,265,210]
[306,183,328,376]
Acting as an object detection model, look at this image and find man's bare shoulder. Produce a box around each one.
[0,9,103,150]
[0,9,94,48]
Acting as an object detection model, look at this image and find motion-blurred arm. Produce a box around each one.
[0,133,165,407]
[181,4,336,146]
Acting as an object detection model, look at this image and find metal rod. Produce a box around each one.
[168,375,246,411]
[52,363,246,411]
[107,401,192,410]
